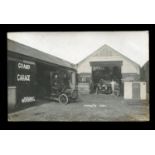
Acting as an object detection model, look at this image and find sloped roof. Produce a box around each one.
[142,60,149,69]
[7,39,76,70]
[77,44,141,68]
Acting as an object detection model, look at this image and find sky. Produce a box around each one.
[7,31,149,66]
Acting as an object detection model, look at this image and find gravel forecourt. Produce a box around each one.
[8,94,149,122]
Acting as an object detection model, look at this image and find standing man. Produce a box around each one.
[52,73,60,94]
[111,79,115,95]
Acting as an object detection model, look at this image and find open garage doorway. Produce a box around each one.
[36,62,77,100]
[90,61,122,95]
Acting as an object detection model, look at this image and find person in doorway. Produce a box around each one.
[53,74,58,85]
[52,73,60,93]
[63,73,70,89]
[110,79,115,95]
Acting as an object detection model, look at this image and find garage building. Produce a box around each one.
[77,44,141,95]
[8,39,77,108]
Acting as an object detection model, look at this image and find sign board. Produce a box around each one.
[16,60,36,105]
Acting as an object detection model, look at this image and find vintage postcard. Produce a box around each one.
[7,31,149,122]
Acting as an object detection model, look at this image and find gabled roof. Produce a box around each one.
[7,39,76,70]
[77,44,141,68]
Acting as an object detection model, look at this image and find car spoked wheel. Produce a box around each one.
[58,94,69,104]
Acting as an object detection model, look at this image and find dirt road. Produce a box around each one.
[8,94,149,121]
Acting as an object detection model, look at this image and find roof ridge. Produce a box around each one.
[103,44,141,67]
[77,44,141,68]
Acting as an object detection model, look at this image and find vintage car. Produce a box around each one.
[50,86,78,104]
[50,72,78,104]
[96,79,112,94]
[96,79,120,96]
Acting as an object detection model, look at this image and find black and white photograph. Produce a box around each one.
[7,31,149,122]
[1,0,155,153]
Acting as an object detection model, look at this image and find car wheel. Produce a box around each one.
[58,94,69,104]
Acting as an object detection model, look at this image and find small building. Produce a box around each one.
[8,39,77,108]
[141,61,149,93]
[77,44,141,94]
